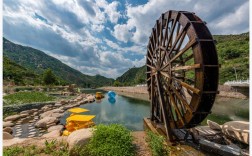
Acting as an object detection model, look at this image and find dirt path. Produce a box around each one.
[132,131,151,156]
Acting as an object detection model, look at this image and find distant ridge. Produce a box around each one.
[3,38,114,87]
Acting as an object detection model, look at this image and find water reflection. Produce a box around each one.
[60,89,150,131]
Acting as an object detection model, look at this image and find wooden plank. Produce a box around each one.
[171,64,201,71]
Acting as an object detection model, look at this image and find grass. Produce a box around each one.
[146,131,170,156]
[3,140,68,156]
[3,91,56,105]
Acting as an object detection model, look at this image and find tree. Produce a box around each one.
[43,68,57,85]
[113,80,121,87]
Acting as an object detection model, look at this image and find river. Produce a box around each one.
[60,89,249,131]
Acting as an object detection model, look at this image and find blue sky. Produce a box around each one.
[3,0,249,78]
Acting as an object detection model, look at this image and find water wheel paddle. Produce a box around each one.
[146,10,219,141]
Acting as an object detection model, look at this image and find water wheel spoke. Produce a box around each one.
[172,77,200,95]
[169,93,186,125]
[171,64,201,71]
[170,85,193,114]
[146,64,156,70]
[166,13,180,50]
[147,48,154,60]
[169,38,197,63]
[183,53,194,62]
[155,74,173,140]
[168,22,190,57]
[147,56,152,63]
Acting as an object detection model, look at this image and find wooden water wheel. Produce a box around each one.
[146,10,219,141]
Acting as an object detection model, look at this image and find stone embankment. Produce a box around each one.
[3,93,96,148]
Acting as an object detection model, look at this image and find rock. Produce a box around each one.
[43,130,61,138]
[55,103,62,107]
[40,109,64,118]
[35,117,59,128]
[207,120,222,131]
[4,114,23,122]
[3,121,14,128]
[48,125,64,132]
[76,96,83,101]
[52,108,65,113]
[51,113,64,119]
[67,128,92,149]
[20,110,30,114]
[33,112,38,116]
[222,121,249,144]
[3,127,13,134]
[59,106,67,111]
[87,95,95,102]
[19,113,29,118]
[31,108,38,112]
[3,132,13,140]
[60,100,68,105]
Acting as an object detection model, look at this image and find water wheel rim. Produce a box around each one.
[146,11,219,137]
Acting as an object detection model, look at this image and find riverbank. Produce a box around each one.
[101,85,248,99]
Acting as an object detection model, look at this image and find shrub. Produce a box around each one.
[146,131,170,156]
[86,124,135,156]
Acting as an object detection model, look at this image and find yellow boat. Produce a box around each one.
[63,109,95,136]
[68,107,89,116]
[95,92,104,99]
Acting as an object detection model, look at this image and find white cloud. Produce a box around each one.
[113,24,133,42]
[209,1,249,34]
[96,0,121,24]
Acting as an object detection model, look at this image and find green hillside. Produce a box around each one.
[3,56,38,85]
[116,66,146,86]
[215,32,249,84]
[116,32,249,85]
[3,38,114,87]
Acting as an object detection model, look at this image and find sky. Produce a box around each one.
[3,0,249,79]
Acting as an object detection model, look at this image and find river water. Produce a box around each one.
[61,89,249,131]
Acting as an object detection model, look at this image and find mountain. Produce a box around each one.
[3,38,114,87]
[116,66,146,85]
[3,56,38,85]
[116,32,249,85]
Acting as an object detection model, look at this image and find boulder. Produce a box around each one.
[76,96,83,101]
[67,128,92,149]
[87,95,95,102]
[51,113,64,119]
[222,121,249,145]
[3,127,13,134]
[48,125,64,132]
[54,103,62,107]
[3,121,14,128]
[43,130,61,138]
[33,112,38,116]
[35,117,59,128]
[4,114,23,122]
[60,100,67,105]
[3,132,13,140]
[20,110,31,114]
[207,120,222,131]
[40,109,64,118]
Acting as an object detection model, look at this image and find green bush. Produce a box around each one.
[86,124,135,156]
[146,131,170,156]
